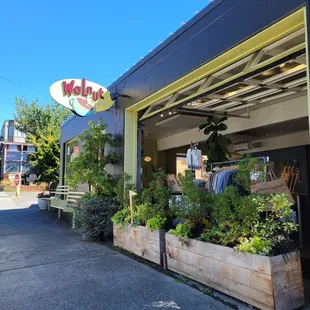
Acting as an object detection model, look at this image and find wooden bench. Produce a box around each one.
[41,185,68,211]
[48,186,85,227]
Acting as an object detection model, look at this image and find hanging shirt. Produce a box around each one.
[186,148,202,170]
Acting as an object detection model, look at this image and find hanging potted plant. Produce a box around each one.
[199,116,232,170]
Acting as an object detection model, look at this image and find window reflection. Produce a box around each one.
[65,139,80,176]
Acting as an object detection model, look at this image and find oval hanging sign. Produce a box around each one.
[50,78,114,117]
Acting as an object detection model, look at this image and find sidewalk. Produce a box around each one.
[0,193,232,310]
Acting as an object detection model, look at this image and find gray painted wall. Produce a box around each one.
[60,101,125,184]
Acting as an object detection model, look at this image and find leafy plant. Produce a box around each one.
[112,170,173,231]
[135,203,153,226]
[111,207,131,229]
[169,222,191,239]
[253,193,298,255]
[141,169,173,223]
[235,237,272,255]
[199,116,231,169]
[198,187,260,246]
[66,118,120,196]
[115,173,137,208]
[234,155,266,192]
[146,216,166,232]
[74,194,118,237]
[176,170,213,237]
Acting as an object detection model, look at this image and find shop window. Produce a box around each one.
[279,70,306,85]
[65,139,80,176]
[176,156,188,177]
[175,85,201,102]
[252,62,305,82]
[6,161,20,173]
[176,155,208,180]
[215,83,250,97]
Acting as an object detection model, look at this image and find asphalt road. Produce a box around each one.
[0,192,231,310]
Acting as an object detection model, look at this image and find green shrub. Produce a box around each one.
[141,169,172,220]
[115,173,138,208]
[198,189,298,255]
[169,222,191,239]
[146,216,166,232]
[111,207,131,229]
[74,194,118,237]
[176,170,214,237]
[235,237,272,255]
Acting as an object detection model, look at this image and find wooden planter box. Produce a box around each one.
[113,224,165,265]
[166,234,304,310]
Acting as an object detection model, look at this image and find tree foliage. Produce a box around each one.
[13,98,71,182]
[66,118,120,196]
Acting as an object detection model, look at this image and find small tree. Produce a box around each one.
[13,97,71,182]
[66,118,120,196]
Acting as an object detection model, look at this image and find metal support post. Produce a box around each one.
[137,122,142,193]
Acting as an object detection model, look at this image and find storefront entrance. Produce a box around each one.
[124,7,310,277]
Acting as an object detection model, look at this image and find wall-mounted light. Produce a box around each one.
[144,156,152,163]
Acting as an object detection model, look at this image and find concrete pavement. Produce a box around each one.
[0,192,231,310]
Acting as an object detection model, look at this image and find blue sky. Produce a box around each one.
[0,0,210,125]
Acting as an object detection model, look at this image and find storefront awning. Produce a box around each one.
[140,28,306,121]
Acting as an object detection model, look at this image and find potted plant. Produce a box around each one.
[74,194,118,241]
[37,192,50,210]
[199,116,232,169]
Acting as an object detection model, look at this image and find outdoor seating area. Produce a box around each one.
[42,185,85,226]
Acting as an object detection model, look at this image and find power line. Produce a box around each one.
[0,75,47,97]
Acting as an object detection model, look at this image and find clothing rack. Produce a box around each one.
[207,157,269,195]
[210,156,269,183]
[210,156,268,171]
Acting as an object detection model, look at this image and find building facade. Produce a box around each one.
[60,0,310,273]
[0,120,35,180]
